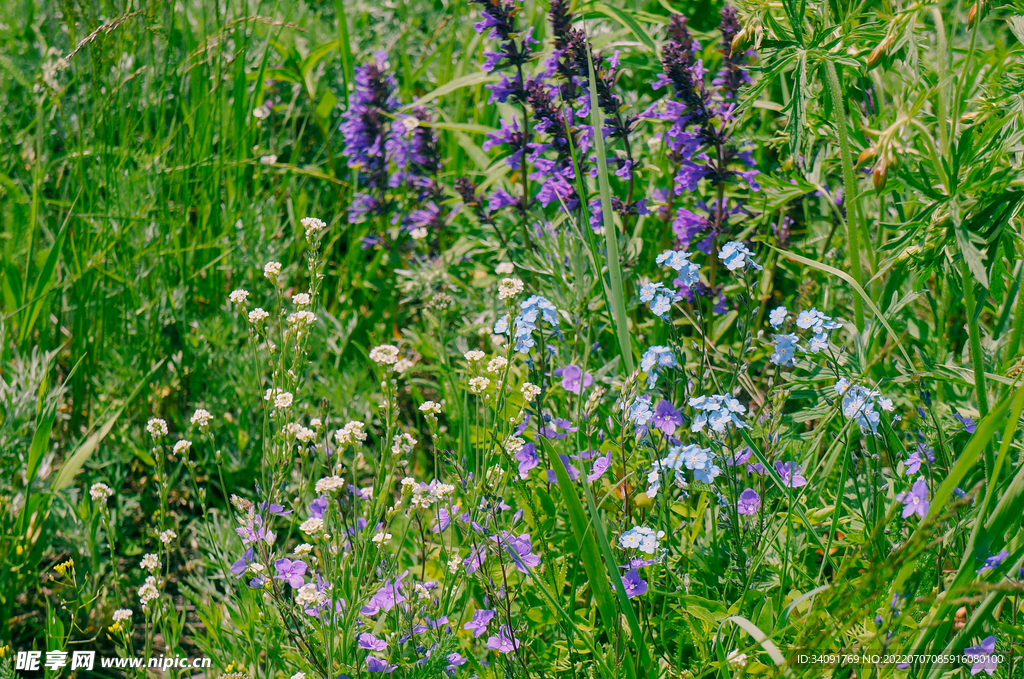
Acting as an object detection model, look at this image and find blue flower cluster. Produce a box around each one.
[494,295,559,353]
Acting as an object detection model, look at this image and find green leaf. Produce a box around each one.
[586,3,656,52]
[404,72,499,110]
[587,45,634,373]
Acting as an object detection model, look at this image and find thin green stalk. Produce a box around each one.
[823,60,865,332]
[960,258,989,420]
[586,46,634,372]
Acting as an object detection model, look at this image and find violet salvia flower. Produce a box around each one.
[621,568,648,598]
[340,53,399,224]
[486,625,521,653]
[463,608,495,638]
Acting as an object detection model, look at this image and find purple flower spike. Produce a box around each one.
[737,488,760,515]
[463,608,495,638]
[273,558,308,588]
[486,625,520,654]
[964,636,998,675]
[621,568,648,598]
[774,461,807,488]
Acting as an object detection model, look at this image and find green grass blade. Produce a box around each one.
[586,44,634,373]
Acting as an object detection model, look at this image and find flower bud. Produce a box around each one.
[730,28,748,56]
[856,147,876,167]
[873,161,888,192]
[867,34,894,70]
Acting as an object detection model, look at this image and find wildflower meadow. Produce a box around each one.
[2,0,1024,677]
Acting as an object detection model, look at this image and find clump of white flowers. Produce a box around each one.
[112,609,133,623]
[315,476,345,494]
[263,261,282,280]
[498,277,524,300]
[487,357,508,374]
[140,553,160,573]
[138,576,160,608]
[248,308,269,326]
[301,217,327,244]
[391,433,417,456]
[90,483,113,502]
[228,289,249,307]
[300,517,325,536]
[295,582,326,608]
[283,422,316,443]
[190,408,212,431]
[159,530,177,545]
[521,382,540,401]
[146,418,168,440]
[334,421,367,447]
[369,344,400,366]
[468,376,490,394]
[172,440,191,456]
[293,292,311,307]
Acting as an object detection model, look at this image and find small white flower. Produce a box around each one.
[468,376,490,394]
[411,227,428,239]
[291,672,307,679]
[159,530,177,545]
[391,432,417,456]
[138,577,160,607]
[112,608,133,623]
[301,217,327,244]
[393,358,415,374]
[264,261,282,280]
[521,382,541,401]
[464,350,486,362]
[228,289,249,306]
[90,483,113,502]
[300,517,325,536]
[495,262,515,274]
[448,557,461,574]
[259,154,277,165]
[274,392,294,409]
[190,408,212,429]
[294,543,313,555]
[371,531,392,545]
[419,401,442,415]
[487,357,508,374]
[293,292,311,307]
[334,421,367,446]
[727,650,748,668]
[248,307,269,325]
[172,439,191,456]
[295,582,326,608]
[315,476,345,494]
[498,277,525,300]
[146,418,168,440]
[140,553,160,573]
[369,344,400,365]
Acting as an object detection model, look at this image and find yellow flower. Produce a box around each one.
[54,559,75,577]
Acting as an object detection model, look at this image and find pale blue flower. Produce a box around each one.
[770,333,799,366]
[719,241,762,271]
[768,306,787,328]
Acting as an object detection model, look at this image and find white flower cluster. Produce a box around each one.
[263,261,282,280]
[468,376,490,394]
[295,582,326,608]
[300,517,325,536]
[391,432,417,456]
[301,217,327,244]
[146,418,168,440]
[140,553,160,573]
[138,576,160,608]
[283,422,316,443]
[498,277,524,300]
[520,382,540,401]
[112,609,133,623]
[190,408,212,430]
[248,307,270,326]
[159,530,177,545]
[487,357,508,374]
[172,439,191,456]
[90,483,113,502]
[369,344,400,365]
[264,389,294,411]
[334,421,367,447]
[228,289,249,307]
[315,476,345,494]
